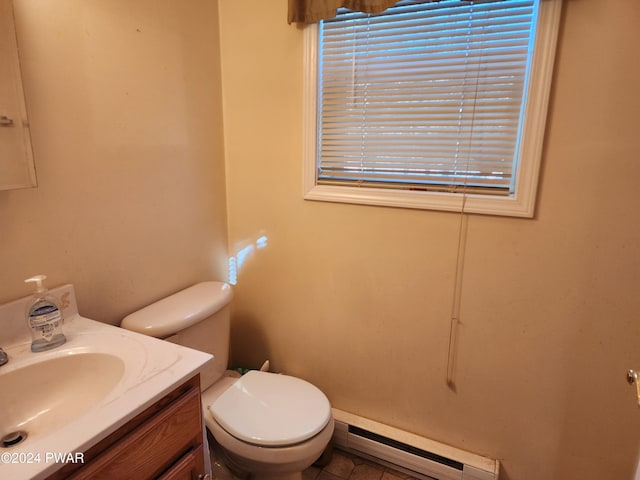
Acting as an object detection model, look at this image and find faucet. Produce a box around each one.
[0,348,7,366]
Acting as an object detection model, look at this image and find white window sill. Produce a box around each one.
[303,183,537,217]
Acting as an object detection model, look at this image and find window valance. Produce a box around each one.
[288,0,400,24]
[288,0,511,24]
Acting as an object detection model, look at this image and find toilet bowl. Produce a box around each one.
[121,282,333,480]
[204,371,334,480]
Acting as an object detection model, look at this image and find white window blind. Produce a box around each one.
[317,0,539,195]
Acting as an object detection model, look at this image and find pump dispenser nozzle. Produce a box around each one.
[25,275,48,294]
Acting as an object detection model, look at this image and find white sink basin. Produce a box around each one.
[0,352,124,446]
[0,284,212,480]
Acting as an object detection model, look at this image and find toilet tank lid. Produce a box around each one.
[121,281,233,338]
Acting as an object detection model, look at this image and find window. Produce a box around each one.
[303,0,561,217]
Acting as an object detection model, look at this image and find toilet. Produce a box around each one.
[121,281,334,480]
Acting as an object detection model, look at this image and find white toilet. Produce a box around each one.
[121,281,334,480]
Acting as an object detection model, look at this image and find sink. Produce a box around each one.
[0,353,124,447]
[0,283,212,480]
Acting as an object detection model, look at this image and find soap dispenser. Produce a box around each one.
[24,275,66,352]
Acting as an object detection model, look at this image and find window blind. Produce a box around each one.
[317,0,538,194]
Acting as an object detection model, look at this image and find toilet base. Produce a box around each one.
[206,414,334,480]
[208,432,304,480]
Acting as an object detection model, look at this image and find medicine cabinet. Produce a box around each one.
[0,0,37,191]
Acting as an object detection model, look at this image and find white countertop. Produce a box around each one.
[0,284,212,480]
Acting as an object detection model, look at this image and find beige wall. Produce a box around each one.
[0,0,228,323]
[2,1,638,478]
[219,1,640,479]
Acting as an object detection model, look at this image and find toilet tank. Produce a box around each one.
[121,281,233,391]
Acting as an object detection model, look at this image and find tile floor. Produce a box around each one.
[303,449,418,480]
[210,435,418,480]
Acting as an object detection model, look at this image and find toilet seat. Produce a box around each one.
[208,370,332,447]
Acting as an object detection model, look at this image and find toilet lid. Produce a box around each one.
[209,370,332,447]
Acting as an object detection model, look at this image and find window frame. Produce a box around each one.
[302,0,562,218]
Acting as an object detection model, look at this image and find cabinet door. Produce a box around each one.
[69,384,203,480]
[158,445,205,480]
[0,0,37,190]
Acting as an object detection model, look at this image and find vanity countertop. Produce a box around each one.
[0,284,212,480]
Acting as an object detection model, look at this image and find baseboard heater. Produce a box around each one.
[331,409,499,480]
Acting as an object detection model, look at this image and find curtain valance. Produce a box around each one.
[288,0,400,24]
[287,1,511,24]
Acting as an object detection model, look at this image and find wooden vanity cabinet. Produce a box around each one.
[47,374,206,480]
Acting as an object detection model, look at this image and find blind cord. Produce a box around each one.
[446,1,482,390]
[446,200,468,390]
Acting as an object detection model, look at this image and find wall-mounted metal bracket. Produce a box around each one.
[0,115,15,127]
[627,369,640,407]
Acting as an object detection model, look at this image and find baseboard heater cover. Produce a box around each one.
[331,409,499,480]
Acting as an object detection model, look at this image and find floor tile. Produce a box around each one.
[211,442,420,480]
[322,451,355,479]
[381,471,410,480]
[303,465,321,480]
[317,471,348,480]
[350,463,384,480]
